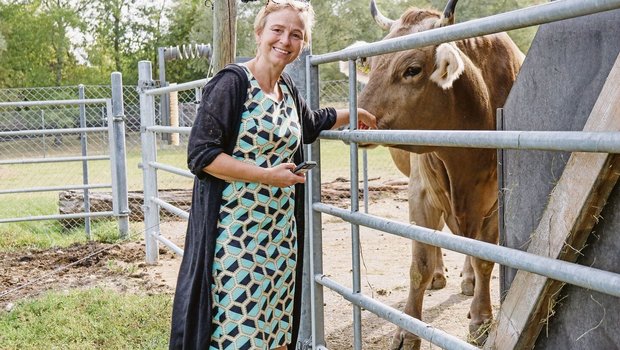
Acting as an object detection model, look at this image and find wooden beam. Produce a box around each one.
[484,53,620,350]
[212,0,237,72]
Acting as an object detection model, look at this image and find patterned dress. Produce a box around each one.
[210,66,301,350]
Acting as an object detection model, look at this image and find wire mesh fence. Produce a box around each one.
[0,80,402,235]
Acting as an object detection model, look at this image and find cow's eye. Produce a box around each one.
[403,66,422,78]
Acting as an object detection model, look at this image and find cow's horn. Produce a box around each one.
[370,0,394,31]
[439,0,459,26]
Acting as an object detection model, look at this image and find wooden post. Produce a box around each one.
[484,53,620,350]
[212,0,237,72]
[169,83,179,146]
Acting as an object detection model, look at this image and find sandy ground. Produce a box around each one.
[0,178,499,349]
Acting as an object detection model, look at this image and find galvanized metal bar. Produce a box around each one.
[320,130,620,153]
[0,184,111,195]
[138,61,161,264]
[111,73,130,239]
[311,0,620,65]
[151,196,189,220]
[317,276,478,350]
[147,125,192,134]
[0,155,109,165]
[0,99,108,108]
[306,58,327,349]
[347,59,362,350]
[313,203,620,298]
[78,85,92,239]
[149,161,194,178]
[149,231,184,257]
[0,211,114,224]
[145,79,208,96]
[0,127,107,137]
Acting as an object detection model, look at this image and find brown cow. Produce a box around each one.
[349,1,524,349]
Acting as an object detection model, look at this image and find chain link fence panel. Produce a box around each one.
[0,80,402,231]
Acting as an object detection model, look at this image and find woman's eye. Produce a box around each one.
[292,33,303,40]
[403,66,422,78]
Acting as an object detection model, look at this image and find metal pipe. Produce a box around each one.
[149,231,184,257]
[306,58,327,349]
[78,85,92,238]
[318,276,478,350]
[0,127,107,137]
[149,161,194,178]
[0,184,111,195]
[0,99,107,108]
[145,79,208,96]
[111,73,130,239]
[151,197,190,220]
[347,59,362,350]
[147,126,192,134]
[0,211,114,224]
[311,0,620,64]
[319,130,620,153]
[138,60,161,264]
[313,203,620,298]
[0,155,109,165]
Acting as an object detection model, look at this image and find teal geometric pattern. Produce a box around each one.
[210,65,301,350]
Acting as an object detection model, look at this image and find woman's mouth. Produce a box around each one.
[273,47,291,55]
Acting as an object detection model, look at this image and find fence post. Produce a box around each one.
[78,85,92,238]
[138,61,160,264]
[110,73,130,239]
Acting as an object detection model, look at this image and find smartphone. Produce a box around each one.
[293,160,317,175]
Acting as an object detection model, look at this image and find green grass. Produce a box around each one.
[0,289,172,350]
[319,139,402,182]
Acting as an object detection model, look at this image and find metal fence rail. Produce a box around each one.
[137,60,201,264]
[0,77,129,238]
[305,0,620,349]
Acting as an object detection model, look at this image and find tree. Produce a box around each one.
[0,2,57,87]
[39,0,91,85]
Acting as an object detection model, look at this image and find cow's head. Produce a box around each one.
[345,0,499,152]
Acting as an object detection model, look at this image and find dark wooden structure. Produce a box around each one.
[486,9,620,350]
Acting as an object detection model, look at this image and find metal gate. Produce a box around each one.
[303,1,620,349]
[0,74,129,239]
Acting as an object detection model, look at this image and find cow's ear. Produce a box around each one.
[430,43,464,90]
[339,41,371,84]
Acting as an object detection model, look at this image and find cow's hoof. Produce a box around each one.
[460,278,474,296]
[390,330,421,350]
[427,273,447,290]
[468,320,492,346]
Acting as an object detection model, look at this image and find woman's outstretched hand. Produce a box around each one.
[356,108,377,130]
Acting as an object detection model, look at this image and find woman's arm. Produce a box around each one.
[203,153,307,188]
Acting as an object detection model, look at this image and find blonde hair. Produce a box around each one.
[254,0,315,48]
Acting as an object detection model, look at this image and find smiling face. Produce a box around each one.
[255,7,306,70]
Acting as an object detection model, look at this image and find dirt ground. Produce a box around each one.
[0,177,499,349]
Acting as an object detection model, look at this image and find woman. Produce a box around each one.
[169,1,376,349]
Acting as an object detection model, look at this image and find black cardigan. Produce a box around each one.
[169,64,336,350]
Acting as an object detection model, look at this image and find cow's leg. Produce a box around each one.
[408,154,447,290]
[467,256,494,345]
[391,242,437,350]
[460,255,475,296]
[392,157,445,350]
[428,247,447,290]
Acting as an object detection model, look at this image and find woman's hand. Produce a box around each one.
[263,163,307,187]
[333,108,378,130]
[204,155,306,187]
[357,108,378,130]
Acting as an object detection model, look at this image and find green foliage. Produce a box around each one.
[0,0,544,87]
[0,289,172,350]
